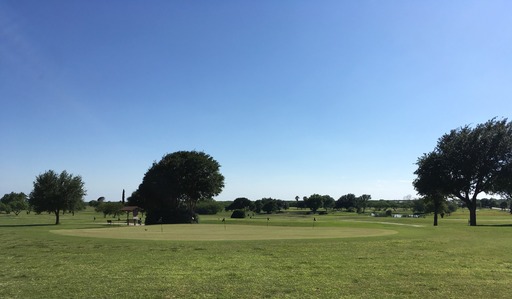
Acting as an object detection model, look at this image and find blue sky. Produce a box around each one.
[1,1,511,202]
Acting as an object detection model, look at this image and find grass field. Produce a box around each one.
[2,208,512,298]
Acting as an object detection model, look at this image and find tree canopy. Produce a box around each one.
[225,197,252,211]
[137,151,224,224]
[336,193,357,211]
[29,170,86,224]
[304,194,325,213]
[414,118,512,226]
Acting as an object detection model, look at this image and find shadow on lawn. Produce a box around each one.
[478,224,512,227]
[0,224,55,228]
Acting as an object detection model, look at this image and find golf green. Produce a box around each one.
[51,224,397,241]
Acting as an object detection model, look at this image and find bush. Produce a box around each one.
[230,210,246,219]
[385,210,392,217]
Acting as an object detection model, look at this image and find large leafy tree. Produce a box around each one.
[29,170,86,224]
[414,119,512,226]
[138,151,225,224]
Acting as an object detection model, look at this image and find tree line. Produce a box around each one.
[4,118,512,226]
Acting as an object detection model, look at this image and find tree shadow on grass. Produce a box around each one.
[478,224,512,227]
[0,224,55,228]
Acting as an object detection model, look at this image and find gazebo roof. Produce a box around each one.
[121,206,139,212]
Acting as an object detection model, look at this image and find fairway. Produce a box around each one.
[51,224,397,241]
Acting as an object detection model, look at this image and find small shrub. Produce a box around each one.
[230,210,246,218]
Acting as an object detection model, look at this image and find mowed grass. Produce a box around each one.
[2,208,512,298]
[52,224,397,241]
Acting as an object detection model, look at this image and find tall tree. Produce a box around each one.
[414,119,512,226]
[137,151,224,224]
[29,170,86,224]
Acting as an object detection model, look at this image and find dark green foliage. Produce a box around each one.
[253,200,263,213]
[252,198,281,214]
[127,189,144,207]
[29,170,86,224]
[225,197,252,211]
[195,200,223,215]
[253,198,289,214]
[336,194,357,211]
[276,200,289,211]
[145,207,198,224]
[95,202,124,218]
[261,199,278,214]
[304,194,324,213]
[412,199,427,214]
[479,198,498,208]
[0,202,11,214]
[88,200,100,207]
[322,195,335,210]
[446,201,458,214]
[1,192,28,215]
[230,210,246,218]
[137,151,224,224]
[296,200,307,209]
[356,194,371,213]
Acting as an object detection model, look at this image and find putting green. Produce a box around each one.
[51,224,397,241]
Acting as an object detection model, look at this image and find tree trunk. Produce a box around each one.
[55,210,60,225]
[433,200,439,226]
[461,196,477,226]
[467,196,477,226]
[469,207,477,226]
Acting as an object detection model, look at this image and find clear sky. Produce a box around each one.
[1,1,511,202]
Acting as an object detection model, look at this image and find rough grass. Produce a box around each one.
[1,208,512,298]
